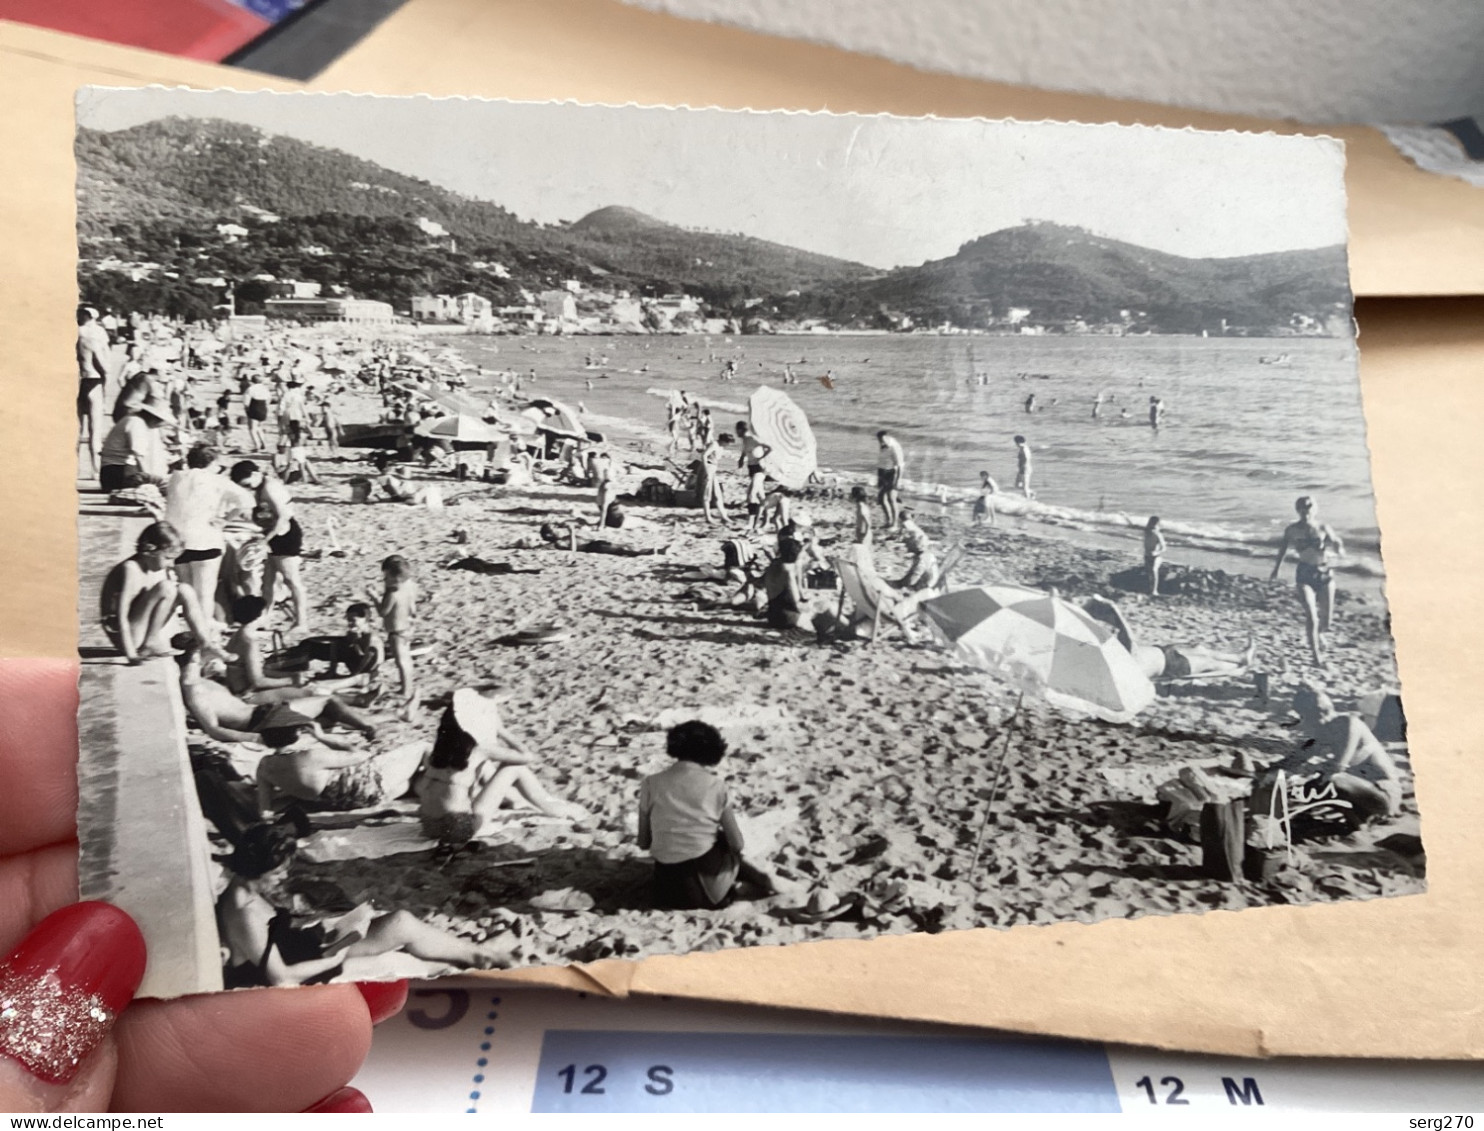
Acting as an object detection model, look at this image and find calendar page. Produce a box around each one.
[353,985,1484,1114]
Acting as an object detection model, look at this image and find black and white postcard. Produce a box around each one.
[71,89,1419,996]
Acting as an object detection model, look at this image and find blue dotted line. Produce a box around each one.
[466,995,501,1113]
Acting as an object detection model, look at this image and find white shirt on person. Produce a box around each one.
[639,761,729,864]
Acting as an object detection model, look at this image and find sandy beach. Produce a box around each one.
[207,338,1423,970]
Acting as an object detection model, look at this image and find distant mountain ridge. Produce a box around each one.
[75,117,1350,333]
[839,223,1350,333]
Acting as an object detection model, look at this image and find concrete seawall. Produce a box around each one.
[76,507,223,998]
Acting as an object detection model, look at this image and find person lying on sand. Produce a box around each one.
[416,688,590,845]
[538,521,670,558]
[253,718,423,815]
[99,521,221,664]
[638,720,775,911]
[1083,595,1255,681]
[175,635,378,745]
[216,822,514,988]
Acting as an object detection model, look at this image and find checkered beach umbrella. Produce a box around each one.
[919,585,1155,723]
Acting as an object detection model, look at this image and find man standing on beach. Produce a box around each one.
[1014,434,1034,499]
[876,429,905,532]
[76,305,112,475]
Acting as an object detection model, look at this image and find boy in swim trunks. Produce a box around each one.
[875,429,905,531]
[374,555,419,718]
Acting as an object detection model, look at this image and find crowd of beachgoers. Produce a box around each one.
[77,307,1422,985]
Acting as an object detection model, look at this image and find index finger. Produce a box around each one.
[0,659,81,857]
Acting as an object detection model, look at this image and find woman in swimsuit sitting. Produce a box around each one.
[1270,495,1345,666]
[216,822,515,988]
[416,688,591,845]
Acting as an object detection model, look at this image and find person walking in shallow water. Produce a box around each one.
[1149,396,1165,429]
[1271,495,1345,666]
[1013,434,1034,499]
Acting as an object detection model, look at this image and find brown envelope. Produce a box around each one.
[2,8,1481,1058]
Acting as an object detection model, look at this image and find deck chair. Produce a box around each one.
[831,546,905,643]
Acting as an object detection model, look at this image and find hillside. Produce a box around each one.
[836,223,1350,333]
[75,118,531,245]
[75,120,872,306]
[561,206,876,304]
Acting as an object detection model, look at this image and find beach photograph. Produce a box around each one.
[70,89,1421,997]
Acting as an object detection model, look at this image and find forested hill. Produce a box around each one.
[838,223,1350,333]
[75,119,874,304]
[75,118,530,243]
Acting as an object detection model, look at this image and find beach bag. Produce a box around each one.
[1199,799,1246,882]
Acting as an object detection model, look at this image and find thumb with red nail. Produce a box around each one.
[1,659,400,1111]
[0,903,144,1112]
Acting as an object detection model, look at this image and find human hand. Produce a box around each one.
[0,659,407,1112]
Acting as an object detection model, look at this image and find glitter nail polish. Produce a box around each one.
[0,903,146,1085]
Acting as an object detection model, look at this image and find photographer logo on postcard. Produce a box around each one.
[70,88,1419,997]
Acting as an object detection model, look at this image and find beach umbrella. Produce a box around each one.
[414,414,508,446]
[748,386,817,489]
[523,398,585,440]
[919,585,1155,724]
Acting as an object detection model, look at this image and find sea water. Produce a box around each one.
[439,332,1382,580]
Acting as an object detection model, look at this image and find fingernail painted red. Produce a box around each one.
[0,902,146,1085]
[304,1086,374,1113]
[355,979,408,1025]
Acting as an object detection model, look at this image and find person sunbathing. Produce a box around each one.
[538,521,668,558]
[416,688,591,844]
[253,719,425,815]
[175,636,378,745]
[215,822,515,988]
[1082,595,1255,680]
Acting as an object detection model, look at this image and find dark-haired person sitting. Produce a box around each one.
[216,822,515,988]
[415,688,590,844]
[272,602,385,689]
[99,520,219,663]
[637,720,775,910]
[175,636,378,745]
[225,595,364,704]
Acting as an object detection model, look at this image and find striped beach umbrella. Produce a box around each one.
[748,386,817,489]
[920,585,1155,723]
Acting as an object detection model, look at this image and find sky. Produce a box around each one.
[77,88,1350,270]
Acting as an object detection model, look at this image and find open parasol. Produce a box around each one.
[414,414,509,448]
[523,398,586,440]
[919,584,1155,723]
[748,386,817,489]
[919,584,1156,881]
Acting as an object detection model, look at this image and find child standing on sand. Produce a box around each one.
[638,721,774,910]
[973,470,999,526]
[850,484,872,545]
[1143,515,1167,596]
[373,555,419,717]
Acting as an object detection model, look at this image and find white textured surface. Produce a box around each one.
[621,0,1484,124]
